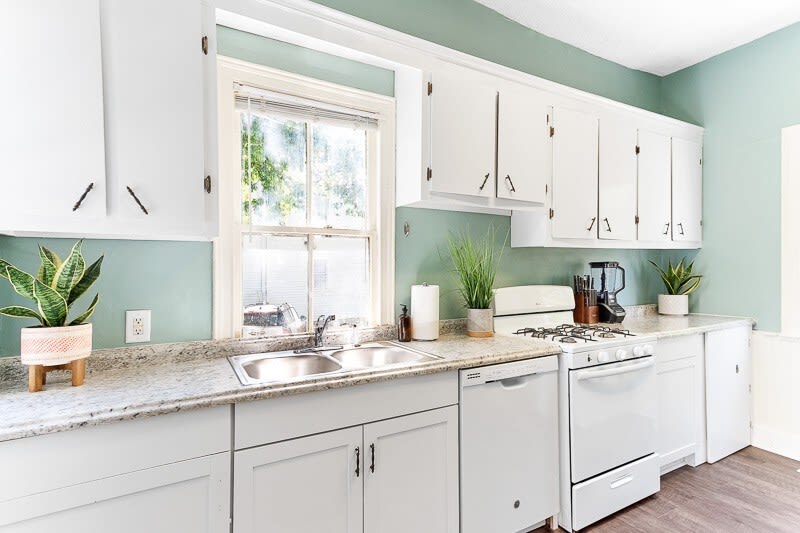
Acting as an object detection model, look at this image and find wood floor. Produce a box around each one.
[540,447,800,532]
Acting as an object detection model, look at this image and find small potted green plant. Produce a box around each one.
[649,258,701,316]
[0,240,103,391]
[446,227,504,337]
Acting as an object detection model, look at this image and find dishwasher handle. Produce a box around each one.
[575,359,654,381]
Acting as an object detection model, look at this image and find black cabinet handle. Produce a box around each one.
[678,222,685,235]
[586,217,596,231]
[126,186,149,215]
[504,175,516,192]
[663,222,670,235]
[603,217,612,232]
[72,183,94,212]
[479,173,490,191]
[369,443,375,473]
[355,446,360,477]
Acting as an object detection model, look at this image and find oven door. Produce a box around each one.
[569,356,656,483]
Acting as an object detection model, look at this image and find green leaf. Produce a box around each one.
[68,255,103,305]
[0,305,44,324]
[650,257,702,296]
[0,259,10,281]
[70,293,99,325]
[6,265,67,326]
[6,264,36,300]
[36,245,59,285]
[52,240,85,300]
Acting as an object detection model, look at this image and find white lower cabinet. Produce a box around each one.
[233,406,459,533]
[0,407,231,532]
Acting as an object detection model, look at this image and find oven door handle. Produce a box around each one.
[575,358,654,381]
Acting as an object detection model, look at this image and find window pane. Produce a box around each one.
[311,123,368,230]
[242,234,308,337]
[312,236,370,326]
[240,114,307,226]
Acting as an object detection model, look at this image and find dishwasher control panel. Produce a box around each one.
[460,355,558,386]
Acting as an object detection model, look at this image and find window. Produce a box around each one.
[215,58,395,338]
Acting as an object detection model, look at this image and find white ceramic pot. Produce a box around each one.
[658,294,689,316]
[20,323,93,366]
[466,308,494,338]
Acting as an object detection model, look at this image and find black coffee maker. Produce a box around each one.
[589,261,626,323]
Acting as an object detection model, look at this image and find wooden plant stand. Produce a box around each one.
[28,359,86,393]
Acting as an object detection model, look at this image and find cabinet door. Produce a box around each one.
[0,0,106,232]
[101,0,206,237]
[706,326,752,463]
[496,85,550,203]
[233,426,363,533]
[598,120,637,240]
[364,406,459,533]
[657,357,697,467]
[430,66,496,198]
[0,453,230,533]
[551,107,599,239]
[637,130,672,242]
[671,138,702,242]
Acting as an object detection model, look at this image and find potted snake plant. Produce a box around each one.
[446,227,504,337]
[0,240,102,391]
[649,258,701,315]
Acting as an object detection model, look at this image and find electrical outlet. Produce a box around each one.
[125,310,151,343]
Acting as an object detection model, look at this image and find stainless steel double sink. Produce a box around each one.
[228,341,440,386]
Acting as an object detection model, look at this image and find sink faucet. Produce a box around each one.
[314,314,336,347]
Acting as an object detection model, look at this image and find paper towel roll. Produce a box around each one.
[411,284,439,340]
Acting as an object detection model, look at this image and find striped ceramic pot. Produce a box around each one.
[20,323,93,366]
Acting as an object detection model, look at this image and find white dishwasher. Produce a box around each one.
[460,355,559,533]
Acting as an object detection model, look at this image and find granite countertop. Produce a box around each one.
[622,313,755,339]
[0,330,560,443]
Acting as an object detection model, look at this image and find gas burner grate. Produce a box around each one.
[512,323,635,343]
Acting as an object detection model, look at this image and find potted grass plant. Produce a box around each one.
[446,227,504,337]
[0,240,103,391]
[649,258,701,316]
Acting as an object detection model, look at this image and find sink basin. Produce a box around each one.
[329,344,436,368]
[230,353,342,385]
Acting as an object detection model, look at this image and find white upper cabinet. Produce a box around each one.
[551,107,599,240]
[671,138,703,243]
[496,85,550,204]
[0,0,107,234]
[598,120,637,241]
[429,65,497,199]
[100,0,208,239]
[637,130,673,243]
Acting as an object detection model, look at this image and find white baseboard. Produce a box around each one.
[752,424,800,461]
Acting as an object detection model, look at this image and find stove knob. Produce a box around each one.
[615,349,628,361]
[597,351,610,363]
[633,345,645,357]
[644,344,655,355]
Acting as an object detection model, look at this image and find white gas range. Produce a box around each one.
[493,285,660,532]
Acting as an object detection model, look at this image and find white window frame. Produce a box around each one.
[214,56,396,339]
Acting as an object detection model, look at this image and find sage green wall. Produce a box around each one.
[217,26,395,96]
[0,238,212,356]
[660,23,800,331]
[312,0,662,112]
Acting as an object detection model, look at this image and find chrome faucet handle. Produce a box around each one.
[314,315,336,346]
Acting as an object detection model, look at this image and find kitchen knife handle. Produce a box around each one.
[678,222,685,235]
[586,217,596,231]
[479,173,490,191]
[504,175,516,192]
[355,446,360,477]
[603,217,612,232]
[663,222,670,235]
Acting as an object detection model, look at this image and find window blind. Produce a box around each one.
[234,82,380,130]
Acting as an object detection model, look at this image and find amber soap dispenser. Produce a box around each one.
[397,304,412,342]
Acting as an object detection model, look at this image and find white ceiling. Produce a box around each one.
[474,0,800,76]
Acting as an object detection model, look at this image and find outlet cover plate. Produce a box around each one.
[125,310,151,343]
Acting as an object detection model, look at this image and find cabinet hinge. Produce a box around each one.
[549,126,555,138]
[700,158,703,165]
[549,208,554,219]
[749,384,752,393]
[427,82,433,96]
[545,184,548,194]
[201,35,209,55]
[749,420,753,429]
[204,175,212,194]
[635,215,640,224]
[426,167,432,181]
[635,145,640,155]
